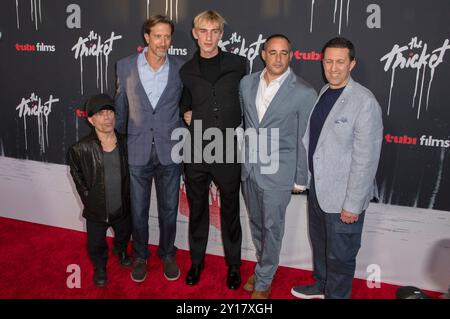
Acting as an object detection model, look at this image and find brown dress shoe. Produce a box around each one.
[251,287,271,299]
[243,274,255,292]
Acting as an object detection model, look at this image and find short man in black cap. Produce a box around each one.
[68,93,132,287]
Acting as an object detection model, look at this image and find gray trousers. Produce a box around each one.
[242,171,292,291]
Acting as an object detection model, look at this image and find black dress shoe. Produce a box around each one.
[93,267,107,287]
[227,266,241,290]
[186,264,202,286]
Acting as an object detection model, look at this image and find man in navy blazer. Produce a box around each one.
[291,37,383,299]
[115,15,184,283]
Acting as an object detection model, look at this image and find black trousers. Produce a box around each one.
[86,214,131,269]
[184,162,242,267]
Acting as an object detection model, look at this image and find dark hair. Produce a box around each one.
[263,34,292,51]
[143,14,174,35]
[322,37,355,61]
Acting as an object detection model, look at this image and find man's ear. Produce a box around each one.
[261,50,267,63]
[144,33,150,45]
[192,28,198,40]
[350,59,356,71]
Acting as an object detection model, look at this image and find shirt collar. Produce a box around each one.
[260,67,291,85]
[139,47,170,71]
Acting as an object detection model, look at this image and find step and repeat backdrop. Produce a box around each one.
[1,1,449,292]
[1,0,449,211]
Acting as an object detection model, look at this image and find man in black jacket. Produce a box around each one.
[179,10,247,289]
[68,94,132,287]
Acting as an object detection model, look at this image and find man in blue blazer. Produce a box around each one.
[114,15,184,283]
[240,34,317,299]
[291,37,383,299]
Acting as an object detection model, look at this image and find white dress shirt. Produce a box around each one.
[255,67,291,122]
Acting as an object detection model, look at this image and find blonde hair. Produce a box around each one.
[193,10,226,30]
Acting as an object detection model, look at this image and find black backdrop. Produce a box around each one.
[1,0,449,210]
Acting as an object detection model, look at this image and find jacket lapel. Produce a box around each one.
[133,54,153,110]
[154,55,174,111]
[246,72,261,129]
[315,77,355,150]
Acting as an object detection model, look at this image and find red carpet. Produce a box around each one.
[0,216,442,299]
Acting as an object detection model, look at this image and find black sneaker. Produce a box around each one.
[131,258,147,283]
[291,284,325,299]
[93,267,107,287]
[163,259,180,281]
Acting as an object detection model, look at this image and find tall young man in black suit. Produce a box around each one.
[179,10,247,290]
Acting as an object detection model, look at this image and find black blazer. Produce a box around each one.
[180,50,247,131]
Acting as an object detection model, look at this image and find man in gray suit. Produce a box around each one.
[114,15,183,283]
[291,37,383,299]
[239,34,317,299]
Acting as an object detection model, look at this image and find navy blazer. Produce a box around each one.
[114,54,184,166]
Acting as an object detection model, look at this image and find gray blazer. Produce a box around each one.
[303,77,383,214]
[114,54,183,166]
[240,70,317,190]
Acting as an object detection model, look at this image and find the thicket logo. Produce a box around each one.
[219,33,266,73]
[16,92,59,153]
[380,37,450,118]
[71,31,122,95]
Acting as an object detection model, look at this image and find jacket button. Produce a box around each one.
[150,128,153,131]
[213,108,218,112]
[153,111,156,115]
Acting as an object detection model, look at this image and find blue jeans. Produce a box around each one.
[129,146,181,261]
[308,178,365,299]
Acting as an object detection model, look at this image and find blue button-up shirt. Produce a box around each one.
[137,47,169,108]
